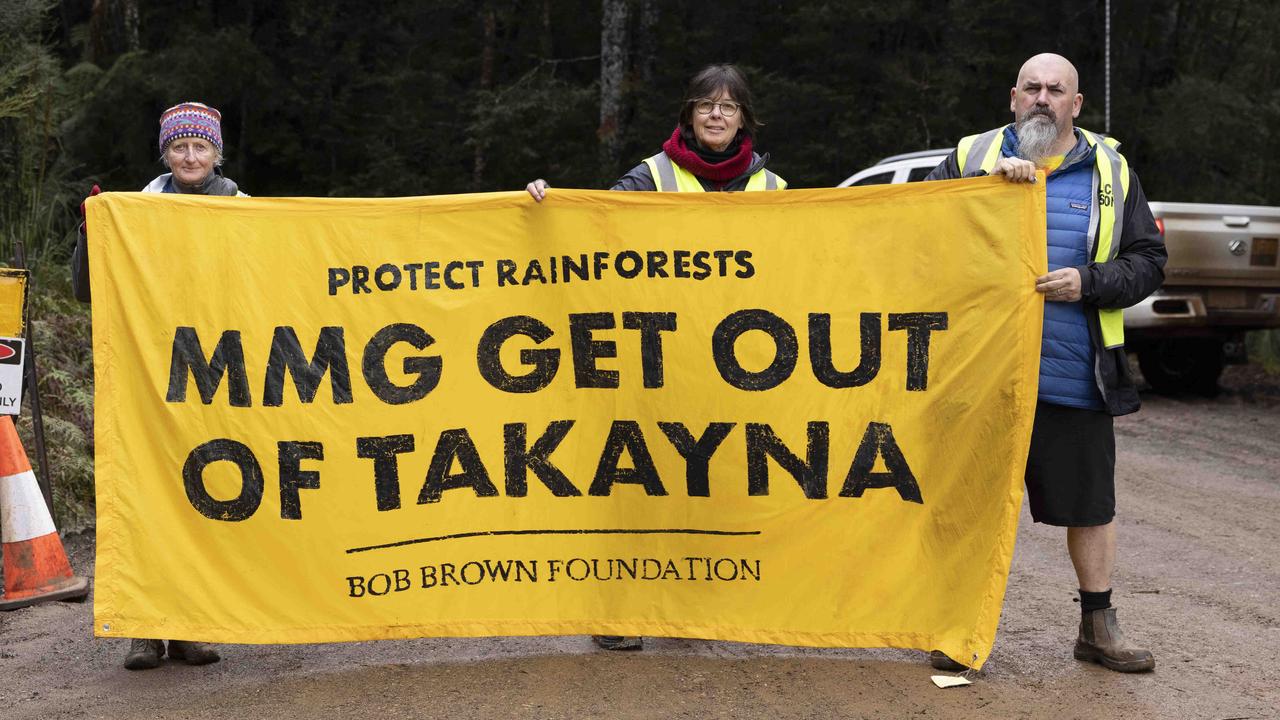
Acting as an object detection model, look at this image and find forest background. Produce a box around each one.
[2,0,1279,527]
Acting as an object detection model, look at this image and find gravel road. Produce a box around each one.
[3,366,1277,720]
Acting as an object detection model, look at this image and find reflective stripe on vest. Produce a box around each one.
[642,152,785,192]
[956,125,1128,349]
[1079,129,1127,349]
[956,128,1005,179]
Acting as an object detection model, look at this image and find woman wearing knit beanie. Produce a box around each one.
[527,63,785,198]
[129,101,246,669]
[69,102,244,667]
[146,101,247,196]
[525,65,784,653]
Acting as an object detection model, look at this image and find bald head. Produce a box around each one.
[1016,53,1079,94]
[1009,53,1084,161]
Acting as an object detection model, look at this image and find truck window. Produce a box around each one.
[907,166,936,182]
[851,171,894,186]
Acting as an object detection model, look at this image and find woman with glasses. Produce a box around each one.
[71,101,245,668]
[527,63,785,198]
[525,65,782,652]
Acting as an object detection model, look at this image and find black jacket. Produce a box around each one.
[925,142,1167,416]
[71,224,91,303]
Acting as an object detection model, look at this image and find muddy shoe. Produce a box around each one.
[928,650,969,672]
[1074,608,1155,673]
[167,640,221,666]
[592,635,643,651]
[123,638,165,670]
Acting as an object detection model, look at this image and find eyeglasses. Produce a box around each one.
[692,99,741,117]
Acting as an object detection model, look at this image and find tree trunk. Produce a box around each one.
[540,0,553,59]
[88,0,140,61]
[473,2,496,187]
[635,0,657,84]
[239,1,254,184]
[1171,0,1187,74]
[121,0,140,52]
[88,0,107,63]
[1216,0,1246,82]
[598,0,630,174]
[59,0,74,52]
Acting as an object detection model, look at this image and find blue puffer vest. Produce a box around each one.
[1000,127,1104,410]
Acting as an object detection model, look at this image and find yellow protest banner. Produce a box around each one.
[87,178,1044,669]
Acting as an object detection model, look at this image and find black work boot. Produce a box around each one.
[167,640,221,665]
[1074,607,1155,672]
[928,650,968,672]
[123,638,165,670]
[592,635,643,650]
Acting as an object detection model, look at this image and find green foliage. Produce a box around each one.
[14,267,95,529]
[466,69,601,190]
[35,0,1280,199]
[0,0,80,267]
[1,1,93,529]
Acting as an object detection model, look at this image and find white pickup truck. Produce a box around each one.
[842,152,1280,395]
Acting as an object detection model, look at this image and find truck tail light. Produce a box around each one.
[1154,218,1165,236]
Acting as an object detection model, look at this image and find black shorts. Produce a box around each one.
[1024,402,1116,527]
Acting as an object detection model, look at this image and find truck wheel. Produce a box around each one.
[1137,339,1225,396]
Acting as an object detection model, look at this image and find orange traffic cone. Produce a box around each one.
[0,415,89,610]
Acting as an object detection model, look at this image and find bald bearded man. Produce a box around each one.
[925,53,1165,673]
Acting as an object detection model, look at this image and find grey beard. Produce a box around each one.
[1015,117,1058,166]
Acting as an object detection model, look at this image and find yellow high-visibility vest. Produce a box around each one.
[956,125,1128,349]
[642,151,786,192]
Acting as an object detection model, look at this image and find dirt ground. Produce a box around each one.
[3,364,1278,720]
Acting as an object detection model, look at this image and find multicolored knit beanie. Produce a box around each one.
[158,102,223,153]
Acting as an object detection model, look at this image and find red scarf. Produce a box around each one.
[661,127,754,184]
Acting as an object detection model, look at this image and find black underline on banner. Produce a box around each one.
[345,528,762,555]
